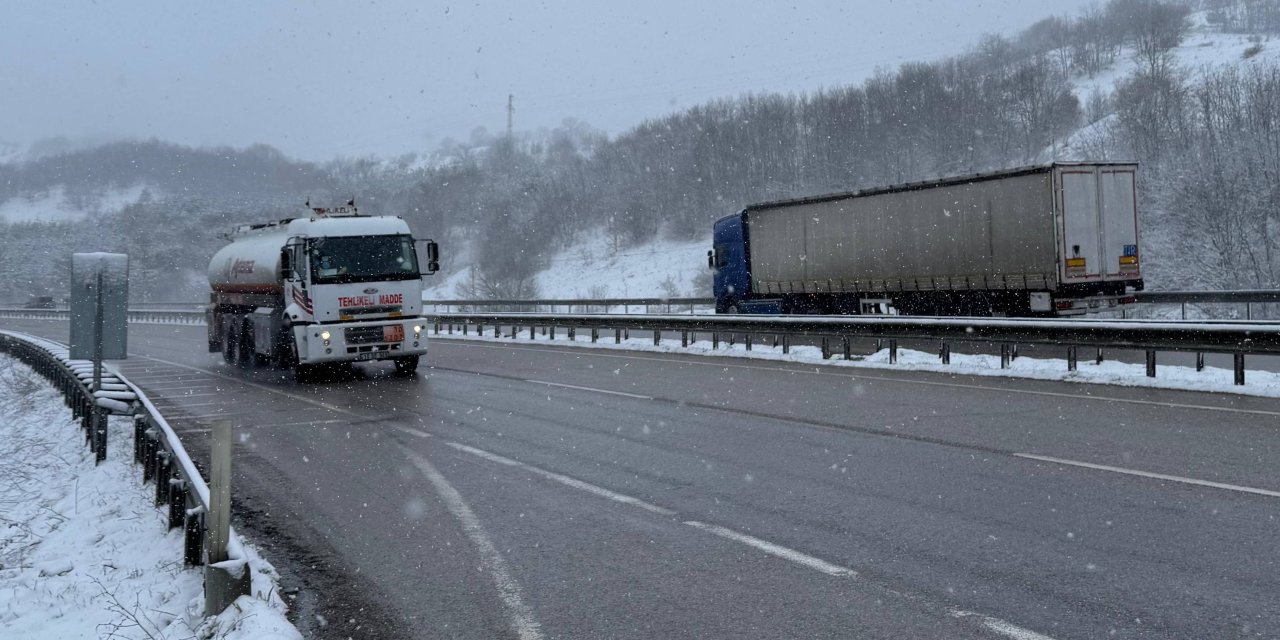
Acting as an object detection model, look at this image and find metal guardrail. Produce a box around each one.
[425,297,714,314]
[429,312,1280,385]
[0,330,251,612]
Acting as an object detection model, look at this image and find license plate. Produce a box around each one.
[356,351,382,361]
[383,325,405,342]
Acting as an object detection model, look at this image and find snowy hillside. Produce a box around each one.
[0,184,153,224]
[425,231,711,300]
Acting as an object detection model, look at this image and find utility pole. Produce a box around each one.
[506,93,514,139]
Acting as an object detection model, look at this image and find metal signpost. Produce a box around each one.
[204,418,249,615]
[70,253,129,464]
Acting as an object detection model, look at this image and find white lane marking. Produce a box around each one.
[146,392,223,399]
[524,379,653,400]
[683,520,856,578]
[399,446,544,640]
[131,355,369,418]
[154,400,231,408]
[446,442,675,515]
[1015,453,1280,498]
[950,610,1059,640]
[180,413,242,421]
[393,425,433,439]
[443,341,1280,417]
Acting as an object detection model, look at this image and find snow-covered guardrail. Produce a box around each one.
[0,330,251,613]
[430,312,1280,385]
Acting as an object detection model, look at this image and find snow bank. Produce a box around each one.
[0,354,301,639]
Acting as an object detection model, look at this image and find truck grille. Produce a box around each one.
[345,325,393,344]
[342,305,402,317]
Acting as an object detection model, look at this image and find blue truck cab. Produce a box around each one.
[710,211,781,314]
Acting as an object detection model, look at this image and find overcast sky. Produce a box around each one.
[4,1,1099,161]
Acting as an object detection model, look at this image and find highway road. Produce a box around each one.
[4,317,1279,639]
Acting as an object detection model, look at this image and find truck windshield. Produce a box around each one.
[308,235,419,284]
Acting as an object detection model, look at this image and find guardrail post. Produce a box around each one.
[591,328,598,343]
[616,329,622,344]
[495,325,501,338]
[821,337,831,359]
[782,335,791,354]
[184,507,204,566]
[1196,352,1205,372]
[1000,344,1010,369]
[1145,350,1156,377]
[940,341,950,365]
[681,331,688,348]
[529,325,536,340]
[142,430,156,482]
[1234,353,1245,385]
[133,414,146,463]
[712,332,719,349]
[462,323,468,336]
[746,334,754,352]
[653,330,660,346]
[840,336,848,360]
[1096,348,1104,365]
[205,418,249,616]
[156,452,171,505]
[94,412,108,464]
[1067,346,1077,372]
[888,339,897,364]
[549,326,556,340]
[169,478,186,529]
[1011,344,1019,361]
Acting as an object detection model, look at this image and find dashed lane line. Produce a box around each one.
[1015,453,1280,499]
[524,378,654,400]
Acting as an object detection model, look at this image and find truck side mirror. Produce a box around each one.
[418,240,440,275]
[280,248,293,280]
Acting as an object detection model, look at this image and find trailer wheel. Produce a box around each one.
[393,355,420,376]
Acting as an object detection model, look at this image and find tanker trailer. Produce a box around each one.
[206,206,439,379]
[710,162,1143,316]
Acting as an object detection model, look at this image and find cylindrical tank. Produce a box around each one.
[207,228,290,294]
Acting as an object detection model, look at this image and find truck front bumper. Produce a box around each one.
[294,318,429,365]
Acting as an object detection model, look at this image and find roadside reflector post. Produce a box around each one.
[1196,352,1205,372]
[889,339,898,364]
[1067,346,1078,372]
[1234,353,1245,386]
[205,418,249,616]
[1145,350,1156,377]
[1000,344,1010,369]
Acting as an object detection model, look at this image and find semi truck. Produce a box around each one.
[206,206,439,379]
[710,162,1143,316]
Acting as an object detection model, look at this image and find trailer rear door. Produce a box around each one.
[1099,167,1139,279]
[1059,168,1101,281]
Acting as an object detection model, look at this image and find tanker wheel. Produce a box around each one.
[237,319,254,369]
[222,320,239,366]
[393,355,420,376]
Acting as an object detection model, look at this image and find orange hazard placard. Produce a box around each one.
[383,325,405,342]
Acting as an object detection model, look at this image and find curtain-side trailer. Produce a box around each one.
[710,162,1143,316]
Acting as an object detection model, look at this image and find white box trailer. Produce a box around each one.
[713,162,1142,316]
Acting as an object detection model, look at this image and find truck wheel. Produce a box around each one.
[222,321,239,366]
[237,320,254,369]
[393,355,420,376]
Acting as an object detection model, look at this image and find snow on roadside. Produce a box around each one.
[0,354,301,639]
[430,330,1280,399]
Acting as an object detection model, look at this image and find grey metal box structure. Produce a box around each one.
[70,253,129,360]
[746,163,1139,296]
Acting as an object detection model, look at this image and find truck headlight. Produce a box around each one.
[320,330,331,341]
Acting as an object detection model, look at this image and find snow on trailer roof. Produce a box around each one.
[744,161,1139,213]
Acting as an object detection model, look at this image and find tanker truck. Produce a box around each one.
[206,206,439,379]
[710,162,1143,316]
